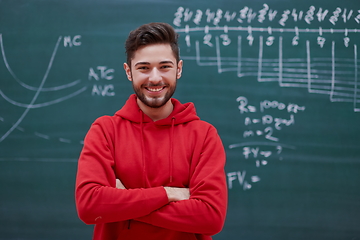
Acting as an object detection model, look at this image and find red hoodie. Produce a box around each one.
[75,94,227,240]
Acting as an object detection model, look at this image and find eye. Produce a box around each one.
[160,65,172,69]
[137,66,149,70]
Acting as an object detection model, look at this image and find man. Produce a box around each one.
[75,22,227,240]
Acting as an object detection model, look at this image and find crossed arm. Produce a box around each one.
[115,179,190,202]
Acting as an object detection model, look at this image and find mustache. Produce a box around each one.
[142,83,168,88]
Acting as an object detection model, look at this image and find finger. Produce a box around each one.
[116,179,125,189]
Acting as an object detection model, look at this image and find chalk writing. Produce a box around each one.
[89,66,116,97]
[174,5,360,27]
[227,171,256,190]
[63,35,81,47]
[227,96,302,190]
[175,4,360,189]
[88,66,115,81]
[174,4,360,112]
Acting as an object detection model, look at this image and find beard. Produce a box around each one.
[132,79,177,109]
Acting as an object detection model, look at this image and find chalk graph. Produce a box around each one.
[176,25,360,112]
[0,34,87,143]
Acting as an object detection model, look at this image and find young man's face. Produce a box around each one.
[124,44,183,109]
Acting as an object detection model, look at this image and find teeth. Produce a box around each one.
[147,87,163,92]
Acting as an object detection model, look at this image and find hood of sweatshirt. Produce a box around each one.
[114,94,200,186]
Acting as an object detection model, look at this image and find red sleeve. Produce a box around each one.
[75,117,169,224]
[135,126,228,236]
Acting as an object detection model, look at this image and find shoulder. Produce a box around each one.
[186,119,220,138]
[85,115,122,142]
[189,119,217,129]
[93,115,114,126]
[91,114,123,132]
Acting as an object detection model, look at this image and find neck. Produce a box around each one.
[137,98,174,122]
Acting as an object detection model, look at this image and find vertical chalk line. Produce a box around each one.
[354,44,359,112]
[237,35,242,77]
[278,36,283,86]
[330,41,336,101]
[216,36,222,73]
[306,40,312,92]
[258,36,263,82]
[195,40,201,66]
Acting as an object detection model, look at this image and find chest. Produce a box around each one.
[112,122,196,188]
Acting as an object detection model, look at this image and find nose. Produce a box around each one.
[149,68,162,83]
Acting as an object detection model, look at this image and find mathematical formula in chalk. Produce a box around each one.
[226,96,303,190]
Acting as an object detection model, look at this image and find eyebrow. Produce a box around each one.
[134,60,175,67]
[160,60,175,65]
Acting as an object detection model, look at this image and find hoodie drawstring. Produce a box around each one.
[169,117,175,183]
[140,111,146,187]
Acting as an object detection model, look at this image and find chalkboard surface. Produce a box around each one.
[1,0,359,239]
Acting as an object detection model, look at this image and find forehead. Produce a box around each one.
[131,44,176,66]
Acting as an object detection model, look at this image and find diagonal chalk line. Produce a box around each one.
[0,36,62,142]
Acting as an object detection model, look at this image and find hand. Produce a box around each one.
[164,187,190,202]
[116,179,190,202]
[116,179,126,189]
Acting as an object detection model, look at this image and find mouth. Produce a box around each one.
[145,86,166,93]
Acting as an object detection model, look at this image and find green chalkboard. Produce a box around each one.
[1,0,359,239]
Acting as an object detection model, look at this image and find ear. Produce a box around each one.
[123,63,132,81]
[176,60,183,79]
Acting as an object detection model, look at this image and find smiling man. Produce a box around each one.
[124,43,181,120]
[75,22,227,240]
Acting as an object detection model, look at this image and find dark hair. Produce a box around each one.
[125,22,180,66]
